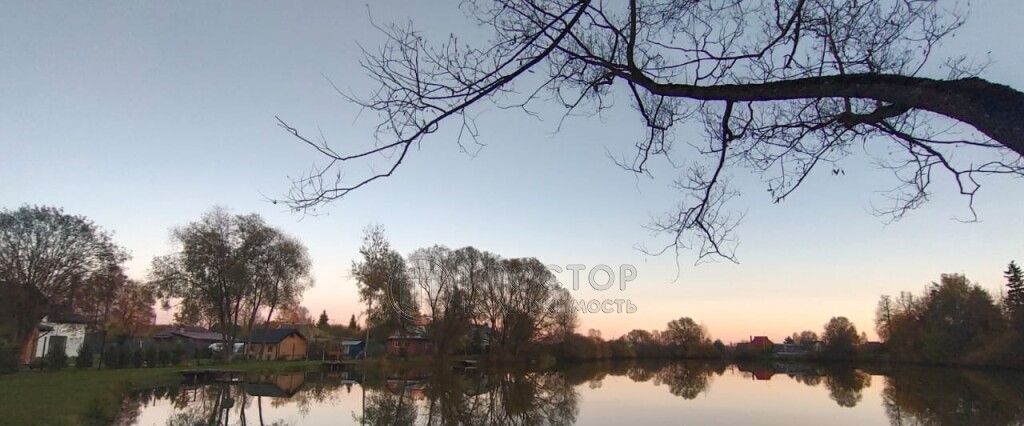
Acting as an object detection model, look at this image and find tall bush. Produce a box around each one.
[131,347,144,368]
[157,347,171,367]
[46,340,67,370]
[171,343,185,366]
[102,345,120,368]
[0,339,18,374]
[76,343,94,369]
[144,345,157,368]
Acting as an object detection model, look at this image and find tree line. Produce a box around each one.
[349,225,577,359]
[4,204,1022,371]
[875,263,1024,367]
[0,205,315,372]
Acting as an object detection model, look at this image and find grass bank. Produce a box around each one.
[0,360,318,426]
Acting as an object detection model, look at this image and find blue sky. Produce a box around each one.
[2,0,1022,341]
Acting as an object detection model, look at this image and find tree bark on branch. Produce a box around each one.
[623,73,1024,155]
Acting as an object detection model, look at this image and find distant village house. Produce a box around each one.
[152,326,225,351]
[736,336,775,354]
[247,328,308,360]
[31,313,90,360]
[340,340,365,359]
[386,330,432,357]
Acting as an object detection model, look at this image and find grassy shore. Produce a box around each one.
[0,360,319,426]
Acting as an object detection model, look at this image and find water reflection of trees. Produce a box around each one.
[119,363,1024,426]
[650,362,723,399]
[733,362,871,407]
[119,377,308,426]
[352,362,723,424]
[823,368,871,408]
[882,368,1024,425]
[357,368,580,425]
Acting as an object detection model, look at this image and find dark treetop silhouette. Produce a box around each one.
[278,0,1024,261]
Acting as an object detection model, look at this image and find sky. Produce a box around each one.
[2,1,1022,343]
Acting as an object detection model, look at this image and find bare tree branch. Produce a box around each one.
[280,0,1023,261]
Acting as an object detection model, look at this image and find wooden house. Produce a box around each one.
[386,332,432,357]
[247,328,308,360]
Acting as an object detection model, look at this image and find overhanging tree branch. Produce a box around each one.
[280,0,1024,262]
[621,73,1024,155]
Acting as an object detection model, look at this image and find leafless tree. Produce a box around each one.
[280,0,1024,261]
[408,245,469,356]
[497,257,560,353]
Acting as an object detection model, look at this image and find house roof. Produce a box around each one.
[150,325,209,335]
[154,328,225,341]
[750,336,774,346]
[248,328,306,344]
[387,334,430,341]
[341,340,364,345]
[45,313,90,324]
[388,324,429,340]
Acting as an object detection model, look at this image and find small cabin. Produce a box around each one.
[735,335,776,356]
[33,313,90,360]
[386,333,432,357]
[247,328,308,360]
[341,340,365,359]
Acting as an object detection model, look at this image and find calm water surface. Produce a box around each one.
[120,362,1024,425]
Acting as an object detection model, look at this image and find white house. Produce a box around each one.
[34,313,89,359]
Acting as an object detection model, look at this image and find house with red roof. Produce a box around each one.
[736,335,775,355]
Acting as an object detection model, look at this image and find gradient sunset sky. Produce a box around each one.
[3,1,1022,342]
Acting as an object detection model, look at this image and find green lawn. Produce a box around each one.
[0,360,319,426]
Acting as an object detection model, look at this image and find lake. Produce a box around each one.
[119,361,1024,425]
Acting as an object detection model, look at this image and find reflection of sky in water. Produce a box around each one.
[125,363,1024,425]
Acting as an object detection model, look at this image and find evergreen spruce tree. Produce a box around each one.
[317,310,330,330]
[348,314,359,331]
[1006,261,1024,330]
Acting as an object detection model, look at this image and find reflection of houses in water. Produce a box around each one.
[384,367,431,399]
[461,372,498,397]
[751,368,775,381]
[241,372,307,398]
[386,379,428,400]
[735,363,775,381]
[736,363,821,381]
[324,368,363,384]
